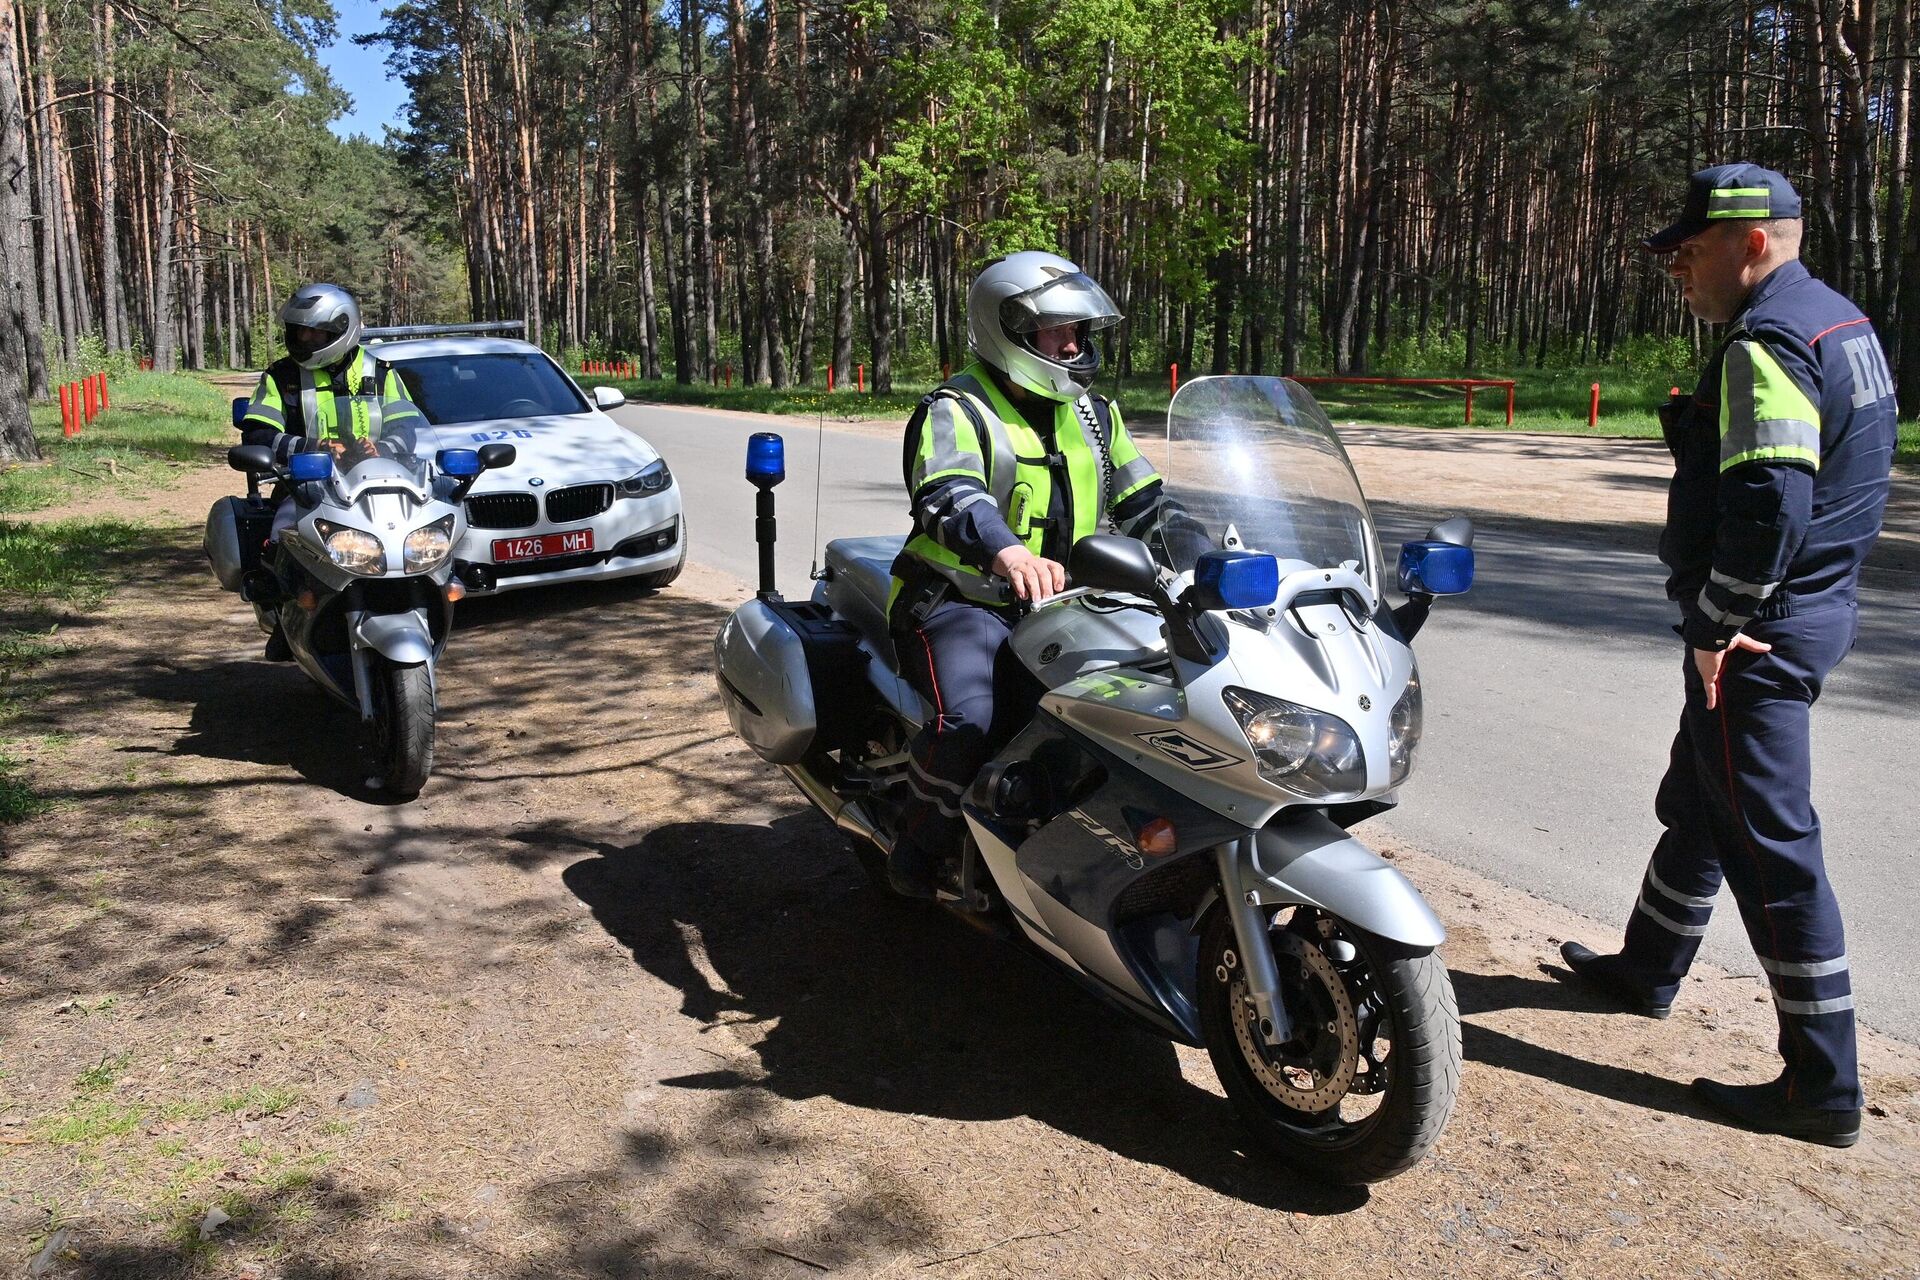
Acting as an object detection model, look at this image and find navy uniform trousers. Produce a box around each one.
[893,598,1043,859]
[1620,602,1861,1111]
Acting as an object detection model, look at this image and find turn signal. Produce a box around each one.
[446,580,467,603]
[296,589,318,612]
[1137,817,1178,857]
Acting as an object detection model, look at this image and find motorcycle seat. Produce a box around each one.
[821,535,906,665]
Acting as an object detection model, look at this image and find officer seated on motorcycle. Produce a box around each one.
[886,250,1207,898]
[237,283,425,659]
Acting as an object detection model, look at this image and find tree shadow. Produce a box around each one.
[556,813,1371,1215]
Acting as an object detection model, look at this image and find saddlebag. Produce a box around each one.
[204,496,274,592]
[714,599,869,765]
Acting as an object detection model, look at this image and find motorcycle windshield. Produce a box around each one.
[1155,376,1379,589]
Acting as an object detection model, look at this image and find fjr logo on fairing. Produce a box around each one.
[1068,808,1144,869]
[1136,731,1242,771]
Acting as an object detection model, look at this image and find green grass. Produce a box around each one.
[0,518,147,610]
[0,370,236,514]
[216,1086,301,1117]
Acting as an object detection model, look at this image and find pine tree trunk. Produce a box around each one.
[0,0,38,457]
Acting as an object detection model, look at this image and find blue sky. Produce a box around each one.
[319,0,410,141]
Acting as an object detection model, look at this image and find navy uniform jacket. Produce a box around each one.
[1661,260,1897,650]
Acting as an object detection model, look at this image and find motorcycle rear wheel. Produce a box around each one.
[1198,904,1459,1184]
[368,660,436,799]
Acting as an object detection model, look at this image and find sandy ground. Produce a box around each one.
[1,427,1916,1278]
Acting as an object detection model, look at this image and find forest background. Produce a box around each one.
[4,0,1920,461]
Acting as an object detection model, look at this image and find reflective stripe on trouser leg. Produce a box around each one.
[1619,693,1727,1002]
[892,602,1019,860]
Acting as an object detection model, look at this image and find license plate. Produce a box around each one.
[492,530,595,562]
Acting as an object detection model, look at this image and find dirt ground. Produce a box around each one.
[2,425,1917,1279]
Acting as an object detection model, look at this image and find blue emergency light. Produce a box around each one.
[746,432,785,488]
[289,451,334,482]
[1190,549,1280,611]
[437,448,482,477]
[1398,540,1475,596]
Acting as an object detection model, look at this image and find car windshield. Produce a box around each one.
[1156,375,1380,589]
[386,351,589,425]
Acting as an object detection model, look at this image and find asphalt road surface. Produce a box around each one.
[612,400,1920,1044]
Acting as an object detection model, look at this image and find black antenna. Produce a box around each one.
[808,396,827,580]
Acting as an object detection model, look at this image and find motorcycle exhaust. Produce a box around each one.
[780,760,889,853]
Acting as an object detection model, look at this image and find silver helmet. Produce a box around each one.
[966,251,1122,401]
[279,282,362,370]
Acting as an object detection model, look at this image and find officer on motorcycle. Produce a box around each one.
[238,283,425,657]
[886,251,1201,897]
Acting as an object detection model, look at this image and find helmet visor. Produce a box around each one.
[998,272,1123,335]
[286,316,351,363]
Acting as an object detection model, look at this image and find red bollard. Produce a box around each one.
[1589,382,1600,429]
[60,382,74,437]
[1669,386,1680,397]
[84,375,97,423]
[942,362,951,382]
[1170,362,1180,394]
[857,363,865,393]
[827,365,835,392]
[97,372,109,411]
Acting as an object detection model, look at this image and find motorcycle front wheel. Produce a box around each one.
[1198,903,1460,1184]
[368,659,436,798]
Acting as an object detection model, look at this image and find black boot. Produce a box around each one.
[885,836,941,900]
[1692,1076,1861,1148]
[1557,941,1673,1019]
[263,626,293,662]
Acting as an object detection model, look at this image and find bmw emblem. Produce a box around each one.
[529,477,546,487]
[1358,695,1372,711]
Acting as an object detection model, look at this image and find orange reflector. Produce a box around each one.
[446,580,467,602]
[1138,817,1178,857]
[296,589,318,612]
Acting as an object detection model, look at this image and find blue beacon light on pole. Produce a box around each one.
[746,432,785,600]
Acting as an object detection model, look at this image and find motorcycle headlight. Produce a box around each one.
[404,516,455,572]
[618,459,673,496]
[315,519,386,576]
[1222,686,1366,801]
[1388,665,1422,786]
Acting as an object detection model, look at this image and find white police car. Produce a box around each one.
[369,327,684,596]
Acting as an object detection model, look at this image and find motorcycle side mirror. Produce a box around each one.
[1067,534,1159,596]
[1425,515,1474,548]
[477,443,517,471]
[230,397,250,430]
[228,444,275,473]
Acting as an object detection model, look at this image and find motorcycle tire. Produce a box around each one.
[1197,904,1459,1185]
[370,660,436,799]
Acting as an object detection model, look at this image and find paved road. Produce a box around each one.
[612,400,1920,1043]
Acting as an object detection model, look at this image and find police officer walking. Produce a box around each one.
[1560,165,1895,1147]
[886,251,1200,898]
[239,283,426,657]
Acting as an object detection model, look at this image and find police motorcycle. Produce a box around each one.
[714,375,1476,1184]
[204,398,514,798]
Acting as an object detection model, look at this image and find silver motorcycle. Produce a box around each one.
[714,375,1475,1183]
[206,410,514,797]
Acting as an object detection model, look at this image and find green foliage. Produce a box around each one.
[0,519,149,610]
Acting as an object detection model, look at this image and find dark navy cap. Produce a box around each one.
[1644,163,1804,252]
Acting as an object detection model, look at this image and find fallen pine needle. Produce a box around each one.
[918,1225,1079,1268]
[760,1245,830,1272]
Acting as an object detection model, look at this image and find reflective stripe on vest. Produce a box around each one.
[900,363,1111,604]
[299,350,386,443]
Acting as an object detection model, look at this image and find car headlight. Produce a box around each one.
[1388,665,1422,786]
[1222,686,1366,801]
[404,515,456,572]
[315,519,386,576]
[618,459,672,496]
